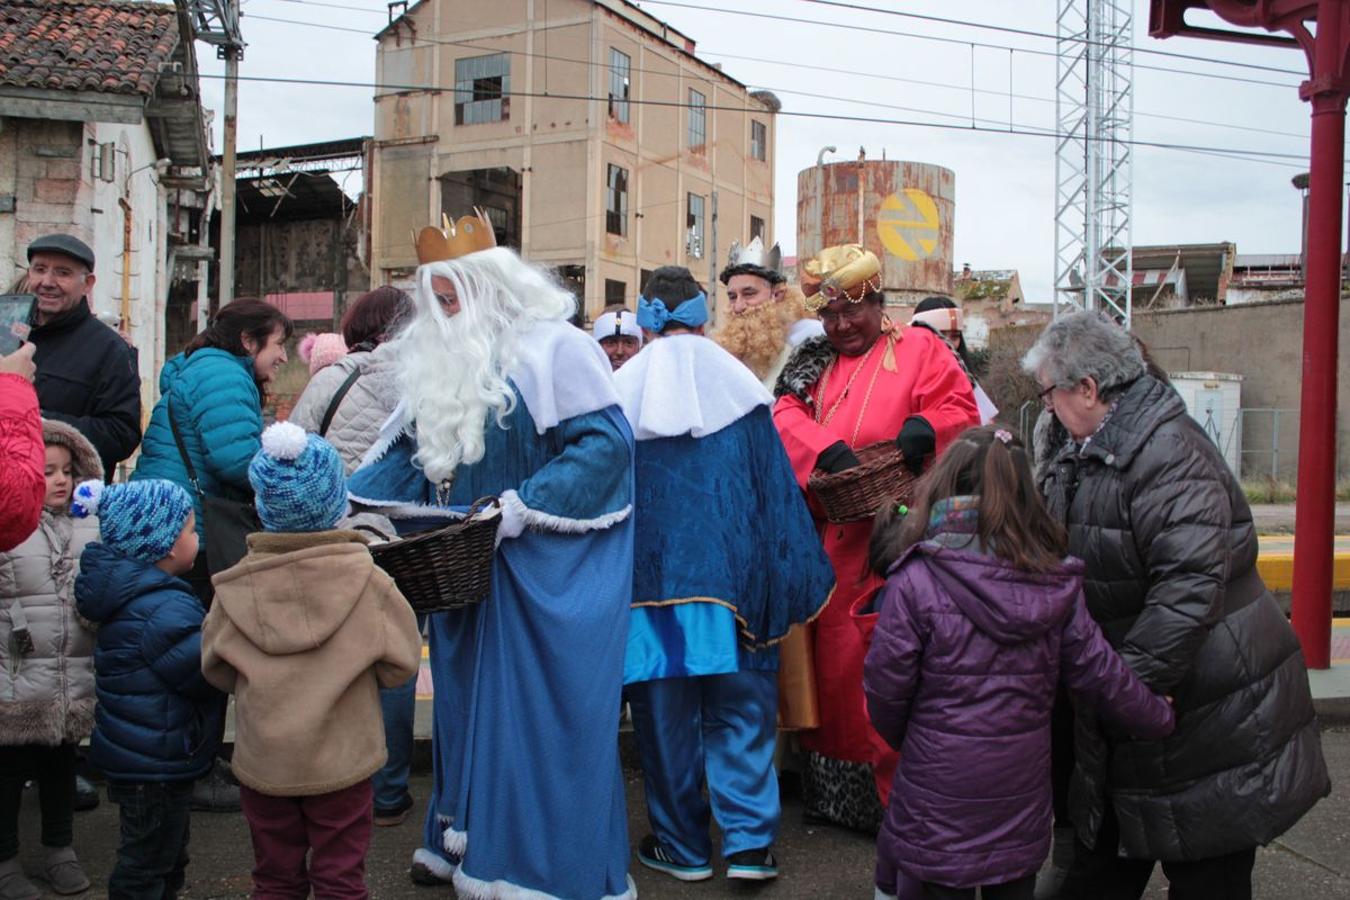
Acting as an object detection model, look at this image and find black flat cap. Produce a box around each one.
[27,234,95,271]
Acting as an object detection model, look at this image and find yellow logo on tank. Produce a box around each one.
[877,189,940,261]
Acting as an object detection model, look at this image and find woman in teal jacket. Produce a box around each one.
[133,299,292,602]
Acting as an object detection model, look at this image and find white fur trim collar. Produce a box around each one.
[614,334,771,441]
[511,319,620,434]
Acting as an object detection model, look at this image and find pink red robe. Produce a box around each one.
[773,326,979,798]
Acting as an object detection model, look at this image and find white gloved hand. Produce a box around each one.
[495,491,526,547]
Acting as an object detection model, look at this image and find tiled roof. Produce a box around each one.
[0,0,178,96]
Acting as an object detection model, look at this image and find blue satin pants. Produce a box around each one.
[628,670,779,865]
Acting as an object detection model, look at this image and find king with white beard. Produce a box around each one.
[348,213,636,900]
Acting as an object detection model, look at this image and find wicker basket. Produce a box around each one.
[808,441,917,524]
[370,497,500,613]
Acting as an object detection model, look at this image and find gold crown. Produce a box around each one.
[414,209,498,265]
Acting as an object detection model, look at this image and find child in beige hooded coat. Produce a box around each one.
[201,423,421,899]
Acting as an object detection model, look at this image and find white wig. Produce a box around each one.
[390,246,577,483]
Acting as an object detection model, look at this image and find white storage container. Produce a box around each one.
[1169,372,1243,475]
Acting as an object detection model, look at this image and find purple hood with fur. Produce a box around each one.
[861,537,1173,891]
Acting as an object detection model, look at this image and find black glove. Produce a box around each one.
[897,416,936,475]
[817,440,861,474]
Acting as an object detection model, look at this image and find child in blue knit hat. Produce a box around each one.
[72,478,225,900]
[202,423,421,899]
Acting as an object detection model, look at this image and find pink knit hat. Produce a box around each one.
[298,332,348,376]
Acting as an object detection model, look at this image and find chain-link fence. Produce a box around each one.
[1018,401,1316,484]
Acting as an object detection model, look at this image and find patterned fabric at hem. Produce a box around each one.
[803,751,883,834]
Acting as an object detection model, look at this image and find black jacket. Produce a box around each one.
[1040,374,1330,862]
[30,299,141,480]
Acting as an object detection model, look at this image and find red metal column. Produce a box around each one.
[1291,0,1347,669]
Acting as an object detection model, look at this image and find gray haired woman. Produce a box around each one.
[1024,311,1328,900]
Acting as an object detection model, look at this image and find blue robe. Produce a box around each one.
[624,407,835,682]
[614,334,835,865]
[350,373,634,898]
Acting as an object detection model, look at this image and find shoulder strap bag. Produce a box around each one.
[318,366,363,438]
[167,398,262,575]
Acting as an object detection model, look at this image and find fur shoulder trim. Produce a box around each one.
[510,320,619,434]
[773,335,836,403]
[614,335,770,440]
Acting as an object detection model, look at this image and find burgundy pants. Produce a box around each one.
[239,780,373,900]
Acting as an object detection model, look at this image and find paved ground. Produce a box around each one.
[1250,503,1350,534]
[11,727,1350,899]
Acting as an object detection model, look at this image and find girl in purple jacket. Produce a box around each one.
[859,425,1174,900]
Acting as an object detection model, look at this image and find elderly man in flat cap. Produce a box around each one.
[25,233,141,480]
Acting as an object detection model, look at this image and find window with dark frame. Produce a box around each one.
[608,49,631,123]
[454,53,510,125]
[751,120,767,161]
[750,215,766,242]
[605,279,627,307]
[687,193,705,259]
[687,88,706,150]
[606,164,628,236]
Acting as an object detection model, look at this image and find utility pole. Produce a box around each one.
[220,39,240,314]
[175,0,245,315]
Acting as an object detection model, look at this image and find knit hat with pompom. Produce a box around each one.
[298,332,348,377]
[72,479,194,564]
[248,422,347,533]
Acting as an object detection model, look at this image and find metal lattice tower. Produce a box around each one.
[1054,0,1134,324]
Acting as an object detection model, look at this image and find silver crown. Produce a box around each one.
[726,236,782,275]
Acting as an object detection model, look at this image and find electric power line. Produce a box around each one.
[237,11,1311,146]
[633,0,1303,90]
[181,67,1315,164]
[244,0,1304,91]
[788,0,1306,76]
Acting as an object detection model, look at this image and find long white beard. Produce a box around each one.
[396,307,512,484]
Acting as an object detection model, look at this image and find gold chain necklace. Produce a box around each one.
[814,337,883,436]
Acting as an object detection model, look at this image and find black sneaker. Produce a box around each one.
[726,847,778,881]
[374,792,415,827]
[191,758,241,812]
[637,835,712,882]
[73,775,99,812]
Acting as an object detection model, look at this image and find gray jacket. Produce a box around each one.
[1040,374,1330,861]
[0,420,101,746]
[288,344,400,474]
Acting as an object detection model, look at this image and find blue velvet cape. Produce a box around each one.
[348,393,635,900]
[624,405,834,685]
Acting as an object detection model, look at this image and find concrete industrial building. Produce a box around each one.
[369,0,777,318]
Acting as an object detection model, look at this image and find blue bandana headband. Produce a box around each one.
[637,292,708,333]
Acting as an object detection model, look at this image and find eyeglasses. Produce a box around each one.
[819,303,871,326]
[1038,383,1058,406]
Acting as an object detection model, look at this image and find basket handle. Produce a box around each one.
[466,496,501,519]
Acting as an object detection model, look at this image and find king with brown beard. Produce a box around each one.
[713,237,824,386]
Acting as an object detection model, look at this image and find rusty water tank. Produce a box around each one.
[796,156,955,304]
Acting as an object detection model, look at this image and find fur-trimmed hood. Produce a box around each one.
[42,418,103,486]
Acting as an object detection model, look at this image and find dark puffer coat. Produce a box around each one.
[74,543,224,781]
[1040,374,1330,862]
[862,537,1173,891]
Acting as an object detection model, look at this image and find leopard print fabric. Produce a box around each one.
[802,751,883,834]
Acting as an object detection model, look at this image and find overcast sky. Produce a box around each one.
[199,0,1321,303]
